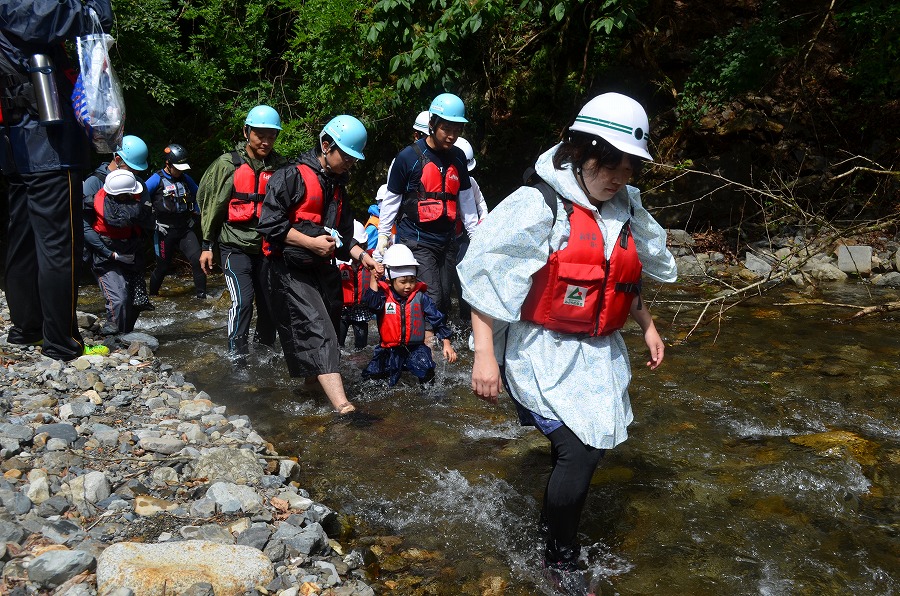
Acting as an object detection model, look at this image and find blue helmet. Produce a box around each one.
[429,93,467,123]
[244,105,282,130]
[115,135,149,170]
[320,115,367,160]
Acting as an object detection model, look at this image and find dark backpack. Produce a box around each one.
[522,166,572,223]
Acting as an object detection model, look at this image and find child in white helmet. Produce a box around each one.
[83,169,155,335]
[337,221,375,349]
[362,244,457,386]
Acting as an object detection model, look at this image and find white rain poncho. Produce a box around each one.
[457,144,677,448]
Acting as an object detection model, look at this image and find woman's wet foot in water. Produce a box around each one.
[335,402,356,416]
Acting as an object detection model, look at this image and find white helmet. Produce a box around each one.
[103,169,143,196]
[454,137,476,171]
[568,92,652,161]
[413,110,430,134]
[353,220,367,245]
[382,244,419,279]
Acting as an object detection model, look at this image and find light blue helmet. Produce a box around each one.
[244,105,282,130]
[115,135,149,170]
[429,93,468,123]
[320,115,367,160]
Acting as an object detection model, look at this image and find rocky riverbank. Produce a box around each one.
[0,292,374,596]
[666,229,900,288]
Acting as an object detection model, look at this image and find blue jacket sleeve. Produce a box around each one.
[361,288,385,312]
[144,173,161,198]
[421,294,452,340]
[365,225,378,251]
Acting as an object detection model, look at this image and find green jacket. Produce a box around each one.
[198,142,288,254]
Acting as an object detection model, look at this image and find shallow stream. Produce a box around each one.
[81,276,900,595]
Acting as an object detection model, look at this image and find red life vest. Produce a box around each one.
[376,279,427,348]
[262,163,343,257]
[340,257,372,306]
[91,189,143,240]
[227,152,273,223]
[401,142,459,229]
[520,202,642,336]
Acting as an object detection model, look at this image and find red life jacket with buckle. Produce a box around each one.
[227,152,273,223]
[262,163,343,257]
[340,256,373,306]
[376,280,427,347]
[520,200,642,336]
[401,142,460,231]
[91,189,143,240]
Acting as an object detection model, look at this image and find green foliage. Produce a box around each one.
[676,14,787,126]
[110,0,285,167]
[368,0,638,93]
[834,0,900,98]
[368,0,505,92]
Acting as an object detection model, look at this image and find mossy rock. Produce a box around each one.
[790,430,877,466]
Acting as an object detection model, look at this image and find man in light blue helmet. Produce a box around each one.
[197,104,288,355]
[259,115,381,416]
[376,92,481,345]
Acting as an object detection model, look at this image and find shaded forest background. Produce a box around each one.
[10,0,900,252]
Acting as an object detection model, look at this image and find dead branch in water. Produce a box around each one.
[649,162,900,340]
[849,301,900,319]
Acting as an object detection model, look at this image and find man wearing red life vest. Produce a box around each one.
[375,93,481,342]
[258,115,380,417]
[197,105,288,355]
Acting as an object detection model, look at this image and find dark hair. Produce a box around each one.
[315,133,335,156]
[553,131,643,176]
[428,115,463,134]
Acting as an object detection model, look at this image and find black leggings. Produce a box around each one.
[544,425,605,549]
[149,225,205,295]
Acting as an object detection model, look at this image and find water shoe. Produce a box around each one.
[82,344,110,357]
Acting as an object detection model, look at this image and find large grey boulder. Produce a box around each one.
[27,549,95,588]
[96,540,273,596]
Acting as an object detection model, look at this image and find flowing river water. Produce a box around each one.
[79,275,899,595]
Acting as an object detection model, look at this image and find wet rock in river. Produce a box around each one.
[790,430,878,466]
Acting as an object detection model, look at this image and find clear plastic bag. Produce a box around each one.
[71,9,125,153]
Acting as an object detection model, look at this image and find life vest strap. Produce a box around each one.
[232,191,264,202]
[614,280,643,311]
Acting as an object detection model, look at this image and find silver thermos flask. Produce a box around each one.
[28,54,63,125]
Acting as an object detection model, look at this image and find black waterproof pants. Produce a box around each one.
[149,224,206,296]
[95,265,141,334]
[4,171,84,360]
[220,245,275,353]
[267,258,342,378]
[399,238,453,316]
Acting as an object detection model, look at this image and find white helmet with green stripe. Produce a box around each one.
[568,92,652,161]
